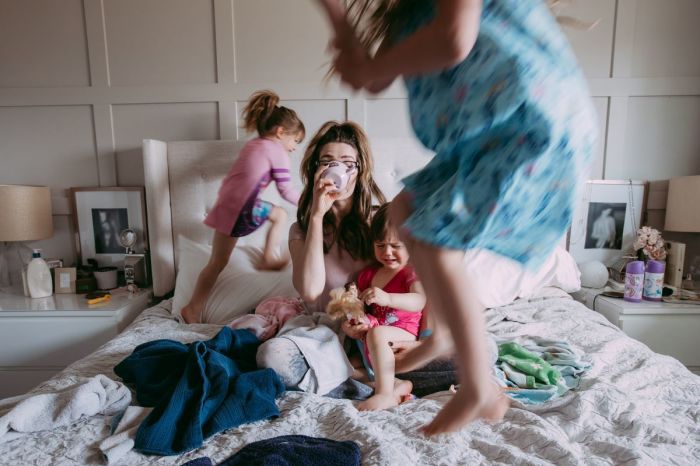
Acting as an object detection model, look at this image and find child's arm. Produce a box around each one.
[271,168,300,205]
[361,281,427,312]
[364,38,395,94]
[331,0,482,90]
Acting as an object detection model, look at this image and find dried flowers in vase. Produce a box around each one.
[633,226,667,262]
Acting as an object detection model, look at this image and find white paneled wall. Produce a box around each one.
[1,0,699,268]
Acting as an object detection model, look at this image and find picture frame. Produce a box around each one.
[70,187,148,267]
[567,180,647,266]
[54,267,76,294]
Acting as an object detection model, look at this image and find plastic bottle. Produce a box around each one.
[26,249,53,298]
[643,260,665,302]
[623,260,644,303]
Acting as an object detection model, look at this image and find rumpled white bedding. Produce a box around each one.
[1,296,698,465]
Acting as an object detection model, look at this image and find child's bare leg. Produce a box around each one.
[394,314,454,374]
[389,190,507,434]
[258,206,289,270]
[181,231,237,323]
[358,326,415,411]
[409,240,508,435]
[389,192,454,373]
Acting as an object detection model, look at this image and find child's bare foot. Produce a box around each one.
[358,380,413,411]
[180,303,203,324]
[358,393,398,411]
[421,384,509,436]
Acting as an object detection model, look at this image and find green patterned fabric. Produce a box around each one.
[498,342,563,388]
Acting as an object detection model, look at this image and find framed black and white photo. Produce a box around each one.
[567,180,646,265]
[584,202,626,250]
[70,187,148,267]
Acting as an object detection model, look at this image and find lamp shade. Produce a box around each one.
[665,175,700,233]
[0,185,54,241]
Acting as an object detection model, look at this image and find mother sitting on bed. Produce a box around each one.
[257,121,456,396]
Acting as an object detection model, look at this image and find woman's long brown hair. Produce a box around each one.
[297,121,386,261]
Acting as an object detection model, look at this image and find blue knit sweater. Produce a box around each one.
[114,327,285,456]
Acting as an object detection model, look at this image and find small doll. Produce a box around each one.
[326,282,367,325]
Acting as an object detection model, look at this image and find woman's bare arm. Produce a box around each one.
[290,215,326,303]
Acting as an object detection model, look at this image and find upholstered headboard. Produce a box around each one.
[143,137,434,297]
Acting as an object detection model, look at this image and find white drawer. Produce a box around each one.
[0,316,116,367]
[622,314,700,366]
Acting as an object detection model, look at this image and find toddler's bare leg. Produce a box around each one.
[258,206,290,270]
[358,326,415,411]
[181,231,237,323]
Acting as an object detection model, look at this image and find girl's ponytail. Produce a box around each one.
[241,89,305,139]
[242,90,280,136]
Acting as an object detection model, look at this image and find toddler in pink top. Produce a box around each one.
[181,90,305,324]
[350,203,427,411]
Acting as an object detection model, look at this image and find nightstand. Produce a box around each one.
[589,293,700,375]
[0,287,152,398]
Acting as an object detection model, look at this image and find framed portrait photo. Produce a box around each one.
[70,187,148,267]
[567,180,647,266]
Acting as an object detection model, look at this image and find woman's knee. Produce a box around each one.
[256,337,308,387]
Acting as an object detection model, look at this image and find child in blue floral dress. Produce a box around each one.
[316,0,598,435]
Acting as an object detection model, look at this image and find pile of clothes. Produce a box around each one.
[494,338,591,404]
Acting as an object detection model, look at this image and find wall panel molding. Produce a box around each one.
[83,0,110,87]
[91,104,116,186]
[214,0,236,84]
[611,0,637,78]
[1,77,698,108]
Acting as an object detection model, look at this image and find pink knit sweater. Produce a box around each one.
[204,138,299,236]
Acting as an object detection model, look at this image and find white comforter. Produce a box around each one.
[1,295,698,466]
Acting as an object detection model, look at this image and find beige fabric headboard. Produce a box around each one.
[142,137,434,297]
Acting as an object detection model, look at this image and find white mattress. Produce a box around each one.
[2,296,699,465]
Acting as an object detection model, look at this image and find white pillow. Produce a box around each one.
[463,246,581,309]
[172,236,298,324]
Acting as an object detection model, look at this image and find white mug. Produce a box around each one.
[321,163,355,192]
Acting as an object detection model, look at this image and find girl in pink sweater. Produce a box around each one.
[181,90,305,324]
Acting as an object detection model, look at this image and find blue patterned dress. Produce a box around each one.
[399,0,598,268]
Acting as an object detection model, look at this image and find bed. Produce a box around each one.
[1,138,698,465]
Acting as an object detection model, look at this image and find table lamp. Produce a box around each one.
[0,185,54,289]
[664,175,700,289]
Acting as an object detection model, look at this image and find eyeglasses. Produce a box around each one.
[318,160,359,170]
